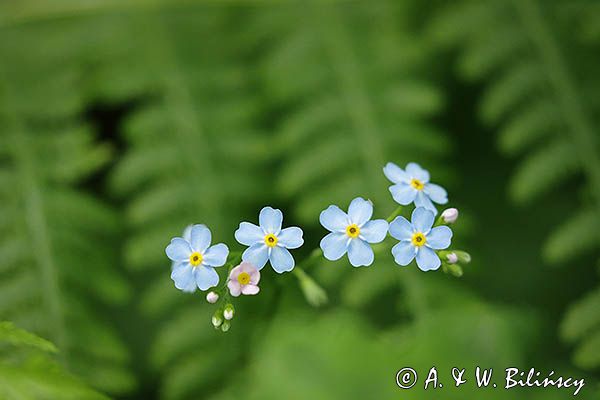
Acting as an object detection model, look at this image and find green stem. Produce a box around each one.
[293,266,328,307]
[386,205,403,223]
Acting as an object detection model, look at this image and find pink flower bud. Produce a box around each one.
[441,208,459,223]
[446,252,458,264]
[224,309,234,320]
[206,291,219,304]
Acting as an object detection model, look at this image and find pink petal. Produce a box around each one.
[249,268,260,284]
[240,261,261,284]
[228,280,242,297]
[241,284,260,295]
[239,261,254,273]
[228,264,243,280]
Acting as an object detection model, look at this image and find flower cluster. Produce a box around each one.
[165,161,471,331]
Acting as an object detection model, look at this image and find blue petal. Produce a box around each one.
[383,162,409,184]
[411,207,434,233]
[182,225,193,242]
[166,238,192,262]
[360,219,388,243]
[242,243,269,270]
[424,183,448,204]
[269,246,295,273]
[320,232,349,261]
[193,266,219,290]
[235,222,264,246]
[406,162,430,183]
[203,243,229,267]
[319,205,349,232]
[190,225,211,253]
[259,206,283,234]
[415,246,441,271]
[389,216,414,241]
[392,241,416,266]
[278,227,304,249]
[389,184,418,205]
[171,263,196,292]
[426,226,452,250]
[348,239,374,267]
[414,191,437,214]
[348,197,373,226]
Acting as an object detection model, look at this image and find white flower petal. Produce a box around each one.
[228,280,242,297]
[241,284,260,295]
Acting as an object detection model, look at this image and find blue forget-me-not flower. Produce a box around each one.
[319,197,389,267]
[166,224,229,291]
[383,162,448,214]
[389,207,452,271]
[235,206,304,273]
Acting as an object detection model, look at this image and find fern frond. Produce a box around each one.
[0,19,134,393]
[544,208,599,264]
[261,1,450,225]
[94,6,275,399]
[433,0,600,370]
[0,321,108,400]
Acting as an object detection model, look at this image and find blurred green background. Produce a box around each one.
[1,0,599,399]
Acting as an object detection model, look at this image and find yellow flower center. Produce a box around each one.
[237,272,251,285]
[264,233,278,247]
[189,252,203,266]
[346,224,361,239]
[410,178,424,191]
[411,232,427,247]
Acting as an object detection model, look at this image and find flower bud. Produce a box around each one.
[221,321,231,332]
[446,252,458,264]
[447,263,463,277]
[206,291,219,304]
[223,304,235,320]
[441,208,458,223]
[454,250,471,264]
[212,314,223,328]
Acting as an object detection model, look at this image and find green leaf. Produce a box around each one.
[433,0,600,372]
[0,19,134,393]
[544,209,599,264]
[0,321,108,400]
[509,140,579,204]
